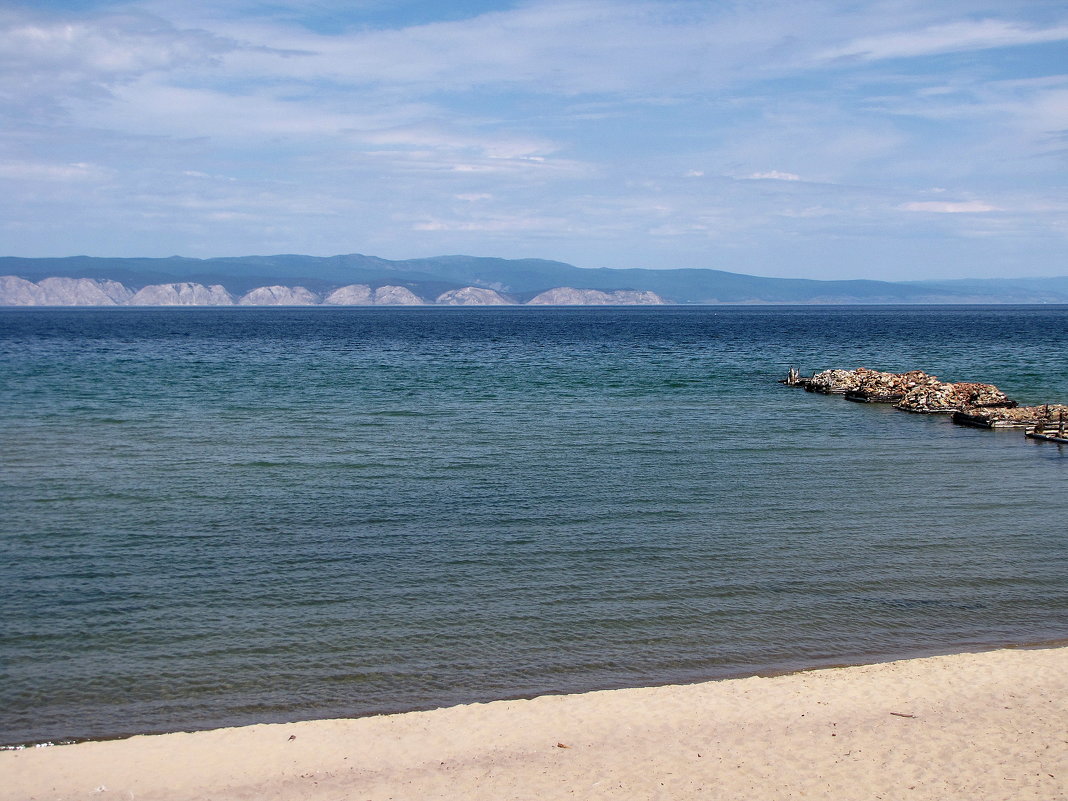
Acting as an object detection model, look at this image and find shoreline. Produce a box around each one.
[6,635,1068,751]
[5,644,1066,800]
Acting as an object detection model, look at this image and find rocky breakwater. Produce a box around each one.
[787,367,1015,413]
[783,366,1068,444]
[897,381,1016,414]
[814,367,940,403]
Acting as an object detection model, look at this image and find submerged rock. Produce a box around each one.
[127,283,234,306]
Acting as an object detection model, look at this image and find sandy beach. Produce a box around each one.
[4,646,1066,801]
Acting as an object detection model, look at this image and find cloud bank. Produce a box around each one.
[2,0,1067,279]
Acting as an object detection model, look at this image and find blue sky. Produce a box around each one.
[2,0,1067,279]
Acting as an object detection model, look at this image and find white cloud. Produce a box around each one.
[899,201,1001,213]
[413,214,567,233]
[3,1,1068,278]
[361,126,556,160]
[745,171,801,181]
[819,18,1068,62]
[0,10,235,94]
[141,0,840,97]
[0,161,107,181]
[75,80,423,138]
[779,206,835,218]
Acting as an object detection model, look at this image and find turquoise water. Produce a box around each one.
[1,306,1067,746]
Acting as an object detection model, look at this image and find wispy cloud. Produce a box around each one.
[745,171,802,181]
[0,10,235,110]
[360,125,557,161]
[2,1,1068,278]
[0,160,107,181]
[900,200,1001,213]
[413,214,569,233]
[819,18,1068,62]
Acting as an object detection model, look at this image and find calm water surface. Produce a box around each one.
[1,306,1066,745]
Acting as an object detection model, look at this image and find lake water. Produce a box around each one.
[2,306,1066,746]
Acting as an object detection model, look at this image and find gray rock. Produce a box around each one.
[526,287,667,305]
[322,284,374,305]
[435,286,513,305]
[127,283,235,306]
[0,276,134,305]
[0,275,45,305]
[37,277,132,305]
[238,285,319,305]
[373,286,424,305]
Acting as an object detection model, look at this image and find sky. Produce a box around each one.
[2,0,1067,280]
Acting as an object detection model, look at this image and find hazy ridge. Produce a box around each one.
[2,254,1068,304]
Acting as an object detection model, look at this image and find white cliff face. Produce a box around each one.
[0,276,45,305]
[527,287,598,305]
[526,287,667,305]
[238,285,319,305]
[2,276,670,307]
[603,290,667,305]
[36,277,133,305]
[0,276,134,305]
[322,284,374,305]
[435,286,513,305]
[127,283,235,306]
[373,285,424,305]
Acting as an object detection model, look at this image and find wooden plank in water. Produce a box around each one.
[951,411,1024,428]
[1026,431,1068,444]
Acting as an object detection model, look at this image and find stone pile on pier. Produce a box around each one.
[787,367,1014,412]
[849,370,942,404]
[896,381,1015,413]
[798,367,939,399]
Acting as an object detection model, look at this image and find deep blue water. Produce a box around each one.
[1,306,1067,746]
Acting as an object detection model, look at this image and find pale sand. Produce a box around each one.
[4,647,1067,801]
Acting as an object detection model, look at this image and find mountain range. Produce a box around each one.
[2,254,1068,304]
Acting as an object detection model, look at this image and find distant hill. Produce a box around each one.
[2,254,1067,304]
